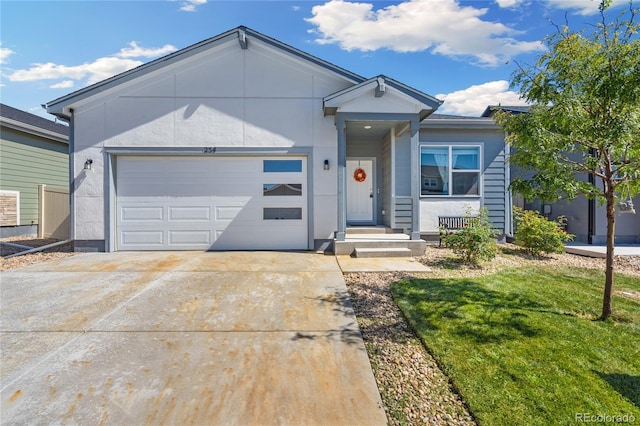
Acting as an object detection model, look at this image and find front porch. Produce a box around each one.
[323,75,443,251]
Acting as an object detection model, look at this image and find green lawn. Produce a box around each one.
[391,266,640,426]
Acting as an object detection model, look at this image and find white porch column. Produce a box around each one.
[410,119,421,240]
[336,118,347,241]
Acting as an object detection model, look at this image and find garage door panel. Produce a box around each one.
[120,230,164,247]
[215,205,243,221]
[120,206,164,222]
[213,224,307,250]
[168,206,211,221]
[168,230,211,245]
[116,156,308,251]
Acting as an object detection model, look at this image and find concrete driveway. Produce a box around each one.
[1,251,386,425]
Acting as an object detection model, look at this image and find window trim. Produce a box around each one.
[419,143,483,198]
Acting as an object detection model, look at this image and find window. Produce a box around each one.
[420,145,481,196]
[263,160,302,173]
[263,184,302,196]
[263,207,302,220]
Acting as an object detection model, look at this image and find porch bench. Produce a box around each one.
[438,216,478,247]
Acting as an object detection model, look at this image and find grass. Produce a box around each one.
[391,266,640,426]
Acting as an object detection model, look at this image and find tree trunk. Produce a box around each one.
[601,189,616,320]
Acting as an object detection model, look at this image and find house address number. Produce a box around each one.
[203,147,217,153]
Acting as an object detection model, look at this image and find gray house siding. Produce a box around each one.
[484,151,507,232]
[394,132,411,197]
[514,159,640,244]
[595,195,640,244]
[0,127,68,226]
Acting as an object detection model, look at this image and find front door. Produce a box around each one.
[347,159,374,223]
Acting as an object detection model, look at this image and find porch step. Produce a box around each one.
[334,239,426,257]
[346,226,402,235]
[354,247,413,258]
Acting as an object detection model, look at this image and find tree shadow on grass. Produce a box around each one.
[596,372,640,408]
[498,245,553,261]
[428,257,484,271]
[392,278,549,344]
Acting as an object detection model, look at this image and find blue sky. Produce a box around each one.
[0,0,629,120]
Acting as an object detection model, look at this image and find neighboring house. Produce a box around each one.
[482,105,640,244]
[45,26,510,253]
[0,104,69,238]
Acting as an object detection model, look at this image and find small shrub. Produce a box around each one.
[513,207,574,256]
[441,208,498,264]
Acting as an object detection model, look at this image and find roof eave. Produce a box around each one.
[421,117,502,130]
[0,117,69,143]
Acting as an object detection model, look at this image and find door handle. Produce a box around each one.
[370,189,373,198]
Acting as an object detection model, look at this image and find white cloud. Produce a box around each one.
[50,80,74,89]
[293,5,301,11]
[495,0,521,7]
[179,0,207,12]
[436,80,526,116]
[0,45,15,64]
[8,57,144,84]
[306,0,544,66]
[7,41,177,86]
[546,0,628,15]
[117,41,177,58]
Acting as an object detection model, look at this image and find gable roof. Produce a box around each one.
[0,103,69,143]
[45,26,367,120]
[323,75,443,120]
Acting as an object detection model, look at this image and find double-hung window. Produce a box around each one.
[420,145,481,196]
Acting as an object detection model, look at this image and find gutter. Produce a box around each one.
[0,117,69,144]
[421,118,501,130]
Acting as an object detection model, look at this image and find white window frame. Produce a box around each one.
[419,144,483,198]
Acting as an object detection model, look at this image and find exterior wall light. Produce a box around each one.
[323,159,330,171]
[84,159,93,171]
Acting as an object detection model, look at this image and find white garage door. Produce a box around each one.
[116,156,308,250]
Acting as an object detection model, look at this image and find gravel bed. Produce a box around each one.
[345,244,640,425]
[345,271,476,426]
[0,237,76,271]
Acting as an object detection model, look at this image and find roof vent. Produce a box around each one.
[238,29,248,49]
[375,77,386,97]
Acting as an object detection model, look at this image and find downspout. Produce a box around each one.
[68,109,76,244]
[335,116,347,241]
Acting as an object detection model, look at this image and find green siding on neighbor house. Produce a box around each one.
[0,127,68,226]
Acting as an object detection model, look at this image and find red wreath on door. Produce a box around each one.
[353,168,367,182]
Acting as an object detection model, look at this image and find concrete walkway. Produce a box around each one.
[1,252,386,425]
[565,243,640,258]
[336,255,431,273]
